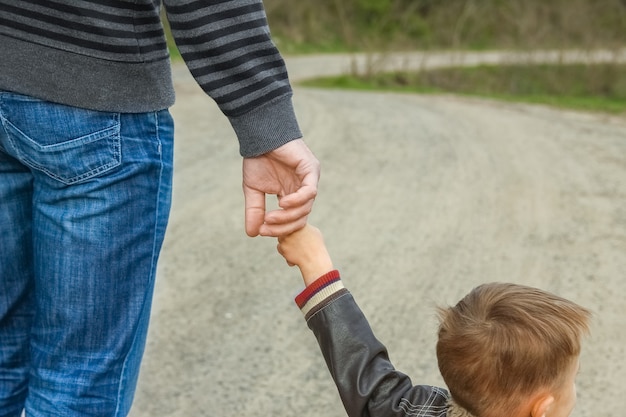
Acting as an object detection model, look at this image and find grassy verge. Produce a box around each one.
[272,36,357,55]
[301,63,626,114]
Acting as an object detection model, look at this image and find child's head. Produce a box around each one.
[436,283,591,417]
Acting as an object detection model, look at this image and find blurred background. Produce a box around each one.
[262,0,626,114]
[263,0,625,52]
[164,0,626,114]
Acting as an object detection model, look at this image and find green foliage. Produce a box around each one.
[163,1,626,114]
[264,0,626,52]
[301,63,626,114]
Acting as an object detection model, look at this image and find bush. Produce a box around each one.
[264,0,626,52]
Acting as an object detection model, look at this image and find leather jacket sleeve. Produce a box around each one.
[304,284,450,417]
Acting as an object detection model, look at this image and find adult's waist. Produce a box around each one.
[0,35,175,113]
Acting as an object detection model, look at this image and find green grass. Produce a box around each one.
[272,36,357,55]
[301,63,626,114]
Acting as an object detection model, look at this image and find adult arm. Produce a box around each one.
[164,1,319,236]
[163,0,301,157]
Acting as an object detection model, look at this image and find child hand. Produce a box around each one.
[277,224,334,286]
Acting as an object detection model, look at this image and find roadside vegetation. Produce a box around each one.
[264,0,626,114]
[301,63,626,114]
[165,0,626,114]
[264,0,625,53]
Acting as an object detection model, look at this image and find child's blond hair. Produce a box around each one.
[436,282,591,417]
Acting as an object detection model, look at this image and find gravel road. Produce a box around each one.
[129,53,626,417]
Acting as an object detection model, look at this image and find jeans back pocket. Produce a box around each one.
[0,93,121,185]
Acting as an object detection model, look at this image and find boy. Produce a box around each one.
[277,225,591,417]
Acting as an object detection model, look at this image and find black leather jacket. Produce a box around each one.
[298,271,450,417]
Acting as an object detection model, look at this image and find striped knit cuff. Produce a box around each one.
[229,94,303,157]
[295,270,346,320]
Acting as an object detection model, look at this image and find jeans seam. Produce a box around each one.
[114,111,164,417]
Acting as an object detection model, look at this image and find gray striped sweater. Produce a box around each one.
[0,0,302,157]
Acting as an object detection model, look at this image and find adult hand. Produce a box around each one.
[243,139,320,237]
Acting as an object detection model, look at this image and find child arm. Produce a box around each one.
[277,225,450,417]
[277,224,334,286]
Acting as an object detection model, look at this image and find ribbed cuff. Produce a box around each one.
[295,270,346,320]
[229,94,303,157]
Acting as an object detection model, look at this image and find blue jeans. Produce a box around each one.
[0,92,174,416]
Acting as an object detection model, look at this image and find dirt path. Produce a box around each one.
[130,54,626,417]
[284,48,626,81]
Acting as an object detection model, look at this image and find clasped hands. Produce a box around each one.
[242,138,320,238]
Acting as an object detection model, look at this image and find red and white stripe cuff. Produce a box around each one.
[295,270,344,318]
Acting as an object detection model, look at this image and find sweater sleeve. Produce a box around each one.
[296,271,450,417]
[163,0,302,157]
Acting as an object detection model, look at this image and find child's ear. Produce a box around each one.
[530,394,554,417]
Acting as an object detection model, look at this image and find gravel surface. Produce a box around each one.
[130,54,626,417]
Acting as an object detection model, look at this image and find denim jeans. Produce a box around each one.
[0,92,174,416]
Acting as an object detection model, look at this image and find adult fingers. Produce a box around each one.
[259,212,308,237]
[278,182,318,209]
[264,198,314,226]
[243,186,266,237]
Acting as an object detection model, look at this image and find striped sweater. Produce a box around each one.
[0,0,301,157]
